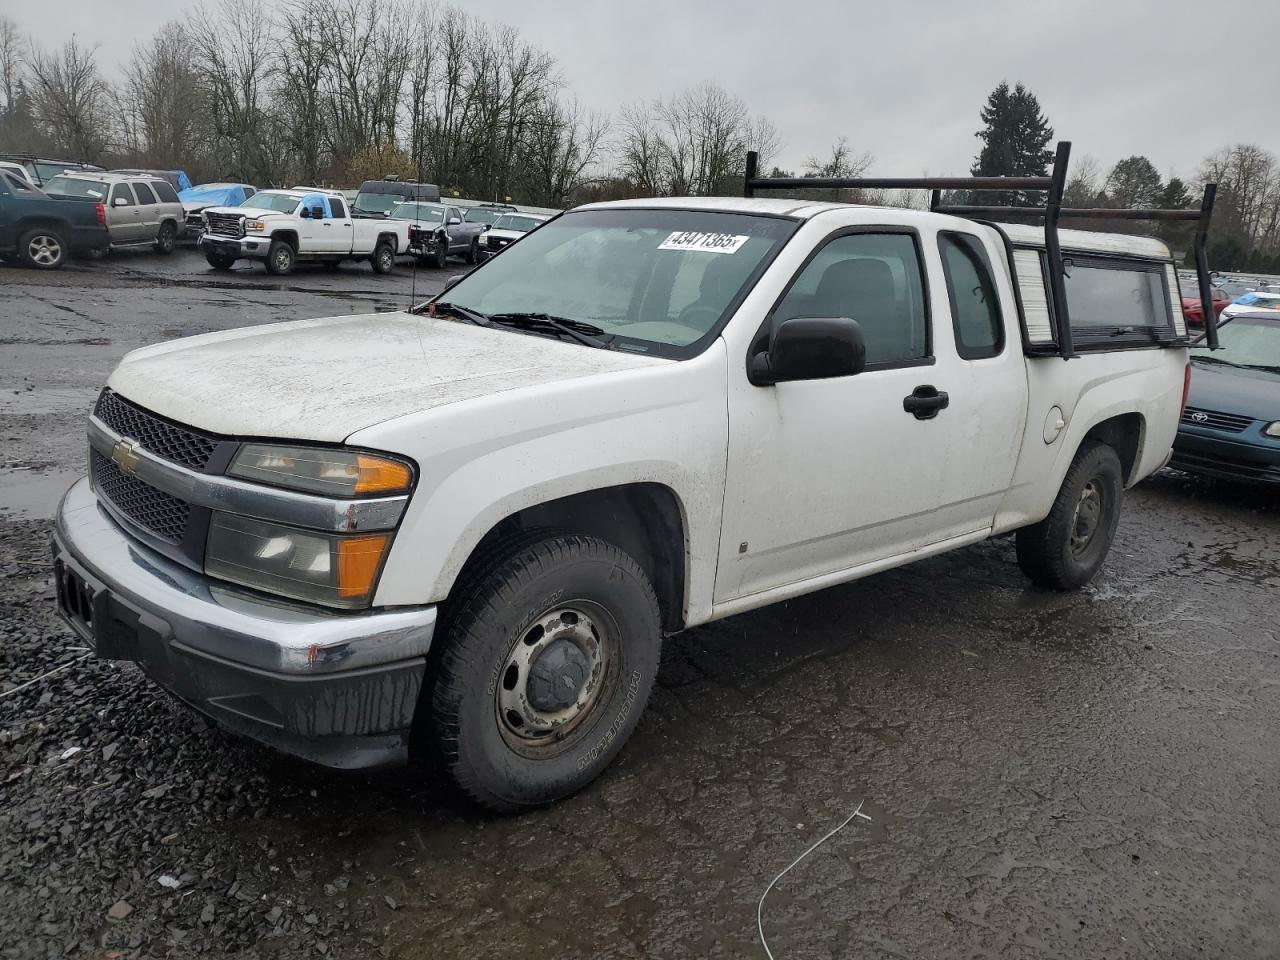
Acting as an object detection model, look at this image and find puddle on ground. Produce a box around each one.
[0,467,84,519]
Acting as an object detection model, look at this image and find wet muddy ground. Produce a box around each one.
[2,249,1278,959]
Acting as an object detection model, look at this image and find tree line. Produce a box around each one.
[1,5,1277,270]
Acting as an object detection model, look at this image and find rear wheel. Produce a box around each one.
[1016,441,1123,590]
[154,221,177,255]
[371,240,395,274]
[265,239,295,275]
[18,227,67,269]
[465,237,479,265]
[425,534,662,812]
[205,250,236,271]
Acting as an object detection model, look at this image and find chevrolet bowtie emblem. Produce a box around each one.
[111,439,141,475]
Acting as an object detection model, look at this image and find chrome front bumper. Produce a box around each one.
[197,233,269,256]
[52,477,437,769]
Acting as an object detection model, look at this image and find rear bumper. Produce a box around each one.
[52,478,436,769]
[1171,430,1280,485]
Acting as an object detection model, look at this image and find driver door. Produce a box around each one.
[715,228,958,604]
[296,197,326,252]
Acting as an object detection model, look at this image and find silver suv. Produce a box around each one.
[42,172,184,254]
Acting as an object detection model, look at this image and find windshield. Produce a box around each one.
[391,202,444,223]
[1193,315,1280,369]
[353,192,401,215]
[43,176,106,200]
[35,162,88,182]
[465,207,504,225]
[240,193,300,213]
[493,215,544,232]
[439,208,798,357]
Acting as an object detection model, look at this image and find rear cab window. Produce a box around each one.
[1063,256,1174,347]
[938,231,1004,359]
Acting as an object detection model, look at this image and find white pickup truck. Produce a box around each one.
[198,188,410,275]
[53,143,1222,811]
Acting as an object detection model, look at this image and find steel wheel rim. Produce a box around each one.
[379,248,392,270]
[29,234,60,265]
[275,248,290,270]
[1070,479,1104,556]
[495,600,617,756]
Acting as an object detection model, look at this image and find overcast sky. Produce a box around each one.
[15,0,1280,183]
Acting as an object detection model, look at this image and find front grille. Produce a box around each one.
[91,450,190,544]
[205,212,243,238]
[486,236,510,250]
[1181,406,1254,433]
[94,389,219,470]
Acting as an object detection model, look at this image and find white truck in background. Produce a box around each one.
[53,142,1222,812]
[198,188,411,275]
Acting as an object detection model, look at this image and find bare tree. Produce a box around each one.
[123,23,206,169]
[278,0,330,184]
[27,36,111,159]
[518,96,607,207]
[188,0,281,183]
[0,15,22,111]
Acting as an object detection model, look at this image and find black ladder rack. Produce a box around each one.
[743,141,1219,353]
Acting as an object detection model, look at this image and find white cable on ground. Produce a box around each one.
[757,799,872,960]
[0,653,92,699]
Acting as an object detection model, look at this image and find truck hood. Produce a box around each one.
[107,312,668,443]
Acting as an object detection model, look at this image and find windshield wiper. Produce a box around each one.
[1191,354,1248,368]
[488,312,613,349]
[428,301,492,326]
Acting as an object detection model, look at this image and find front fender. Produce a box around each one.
[353,341,730,625]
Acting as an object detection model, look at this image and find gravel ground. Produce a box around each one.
[3,250,1279,959]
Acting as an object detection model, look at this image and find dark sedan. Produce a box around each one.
[1171,312,1280,484]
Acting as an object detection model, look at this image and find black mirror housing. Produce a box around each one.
[311,206,325,219]
[749,317,866,386]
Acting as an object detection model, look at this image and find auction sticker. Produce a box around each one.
[658,231,749,254]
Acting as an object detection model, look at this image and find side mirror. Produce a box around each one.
[299,207,311,219]
[748,317,866,386]
[443,275,464,293]
[311,206,324,220]
[113,196,128,207]
[448,214,462,225]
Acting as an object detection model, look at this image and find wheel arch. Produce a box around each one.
[1080,412,1145,486]
[447,482,690,634]
[269,229,299,249]
[376,231,399,252]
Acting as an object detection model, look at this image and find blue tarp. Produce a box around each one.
[180,183,250,208]
[299,193,333,217]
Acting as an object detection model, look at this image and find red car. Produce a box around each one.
[1178,279,1230,327]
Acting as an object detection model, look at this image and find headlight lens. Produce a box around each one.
[243,218,265,232]
[1265,422,1280,438]
[205,513,391,608]
[229,444,412,497]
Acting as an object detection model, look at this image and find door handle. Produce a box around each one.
[323,223,332,227]
[903,384,950,420]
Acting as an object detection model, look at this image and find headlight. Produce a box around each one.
[243,218,265,232]
[229,444,412,497]
[205,513,390,608]
[1265,422,1280,438]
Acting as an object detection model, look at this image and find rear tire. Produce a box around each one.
[465,237,479,265]
[425,534,662,812]
[1016,441,1123,590]
[154,221,177,255]
[18,226,67,269]
[371,240,395,274]
[265,239,294,275]
[205,250,236,271]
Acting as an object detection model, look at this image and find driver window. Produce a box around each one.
[773,232,928,366]
[110,183,135,206]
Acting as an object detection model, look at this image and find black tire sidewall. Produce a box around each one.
[155,222,176,254]
[434,239,447,269]
[466,238,478,264]
[19,227,66,269]
[205,252,234,270]
[1049,444,1123,587]
[432,538,661,810]
[372,242,394,274]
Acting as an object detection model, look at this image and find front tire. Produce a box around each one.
[371,240,395,274]
[18,227,67,269]
[154,221,177,254]
[426,534,662,812]
[465,237,479,265]
[1016,441,1123,590]
[205,250,236,271]
[265,239,295,275]
[433,237,448,269]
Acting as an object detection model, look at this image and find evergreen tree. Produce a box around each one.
[1152,176,1196,256]
[971,81,1055,206]
[1104,156,1163,208]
